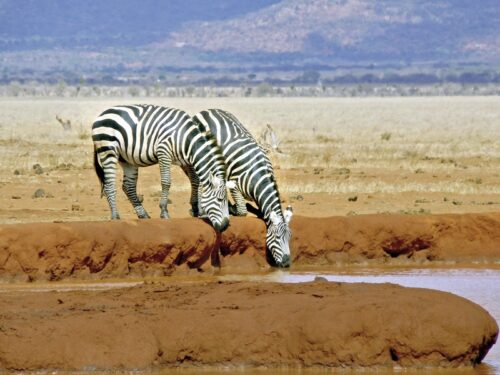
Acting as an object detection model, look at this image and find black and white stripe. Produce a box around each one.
[193,109,292,267]
[92,104,231,232]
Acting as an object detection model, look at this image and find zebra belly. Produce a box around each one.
[118,151,158,167]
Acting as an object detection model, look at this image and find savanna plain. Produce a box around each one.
[0,96,499,373]
[0,96,499,222]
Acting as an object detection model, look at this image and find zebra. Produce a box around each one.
[91,104,234,232]
[192,109,293,267]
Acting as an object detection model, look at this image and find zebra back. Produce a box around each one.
[92,104,227,182]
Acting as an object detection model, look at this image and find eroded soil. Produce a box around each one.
[0,280,497,370]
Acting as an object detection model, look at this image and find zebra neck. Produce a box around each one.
[187,141,225,182]
[255,192,283,224]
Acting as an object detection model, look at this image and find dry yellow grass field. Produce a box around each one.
[0,96,498,224]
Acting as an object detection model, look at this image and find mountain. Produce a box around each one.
[167,0,499,62]
[0,0,281,49]
[0,0,498,82]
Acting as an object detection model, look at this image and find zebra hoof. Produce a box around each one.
[160,212,170,219]
[138,213,150,219]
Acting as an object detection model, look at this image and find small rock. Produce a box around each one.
[348,196,358,202]
[71,204,80,211]
[314,276,328,283]
[32,164,44,175]
[415,199,430,204]
[13,169,21,175]
[334,168,350,175]
[32,188,46,198]
[11,195,21,199]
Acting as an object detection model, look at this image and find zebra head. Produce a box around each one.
[266,206,293,268]
[198,172,235,233]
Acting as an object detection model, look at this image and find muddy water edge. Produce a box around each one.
[221,266,500,374]
[0,266,498,374]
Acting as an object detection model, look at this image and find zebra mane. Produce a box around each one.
[192,118,228,177]
[268,173,286,220]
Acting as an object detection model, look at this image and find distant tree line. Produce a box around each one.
[1,82,498,97]
[1,68,499,87]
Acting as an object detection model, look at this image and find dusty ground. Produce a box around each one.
[0,97,499,371]
[0,97,498,223]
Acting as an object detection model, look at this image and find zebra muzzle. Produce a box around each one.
[213,217,229,233]
[277,254,291,268]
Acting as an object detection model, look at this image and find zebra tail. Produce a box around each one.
[93,145,105,198]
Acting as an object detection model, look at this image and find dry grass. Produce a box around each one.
[0,96,498,222]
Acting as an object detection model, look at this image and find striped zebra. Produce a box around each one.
[192,109,293,267]
[91,104,234,232]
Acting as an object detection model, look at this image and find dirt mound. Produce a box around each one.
[0,213,499,281]
[290,212,500,266]
[0,218,218,281]
[0,280,497,370]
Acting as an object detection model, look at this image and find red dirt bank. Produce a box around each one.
[0,213,499,280]
[0,213,498,370]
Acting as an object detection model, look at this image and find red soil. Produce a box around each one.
[0,213,498,370]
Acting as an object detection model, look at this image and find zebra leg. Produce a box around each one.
[229,188,248,216]
[99,153,121,220]
[158,153,172,219]
[121,163,150,219]
[181,165,200,217]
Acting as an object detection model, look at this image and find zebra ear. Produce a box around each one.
[284,205,293,224]
[226,180,236,189]
[269,211,281,226]
[209,172,221,188]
